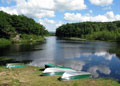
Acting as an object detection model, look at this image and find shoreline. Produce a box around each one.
[59,37,117,42]
[0,36,46,47]
[63,37,86,41]
[0,66,119,86]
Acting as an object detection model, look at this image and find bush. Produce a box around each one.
[0,38,11,47]
[84,31,117,41]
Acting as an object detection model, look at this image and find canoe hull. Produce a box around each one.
[6,63,24,68]
[60,74,91,81]
[42,68,75,76]
[42,72,64,76]
[45,64,72,69]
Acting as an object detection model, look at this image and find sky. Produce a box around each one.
[0,0,120,32]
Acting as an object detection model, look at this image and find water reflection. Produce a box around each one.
[88,65,111,78]
[94,51,116,61]
[60,60,85,71]
[0,36,120,81]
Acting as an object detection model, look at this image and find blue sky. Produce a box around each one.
[0,0,120,32]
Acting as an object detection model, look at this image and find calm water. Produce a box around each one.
[0,36,120,80]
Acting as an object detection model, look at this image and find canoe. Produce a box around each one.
[59,71,92,81]
[42,68,76,76]
[6,63,25,69]
[45,64,72,69]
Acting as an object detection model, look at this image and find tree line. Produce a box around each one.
[56,21,120,41]
[0,11,49,39]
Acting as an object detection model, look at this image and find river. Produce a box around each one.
[0,36,120,81]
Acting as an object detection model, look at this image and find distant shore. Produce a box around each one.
[59,37,117,42]
[63,37,86,41]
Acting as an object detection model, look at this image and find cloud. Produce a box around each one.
[14,0,86,11]
[38,18,55,31]
[56,21,63,27]
[26,10,55,19]
[94,51,116,60]
[89,10,93,13]
[0,7,18,15]
[41,18,55,24]
[105,11,114,19]
[64,11,120,22]
[12,0,54,10]
[103,6,112,10]
[0,0,55,18]
[0,7,55,18]
[64,13,85,21]
[55,0,86,11]
[39,18,63,32]
[0,0,87,19]
[65,60,86,71]
[88,65,111,78]
[89,0,113,6]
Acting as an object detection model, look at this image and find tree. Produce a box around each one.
[56,21,120,41]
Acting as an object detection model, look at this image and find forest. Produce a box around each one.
[0,11,49,39]
[56,21,120,41]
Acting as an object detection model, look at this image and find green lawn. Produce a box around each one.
[0,66,119,86]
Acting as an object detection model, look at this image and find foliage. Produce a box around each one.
[0,11,49,39]
[49,32,55,36]
[0,38,12,47]
[56,21,120,41]
[21,34,45,41]
[12,34,45,43]
[0,57,13,61]
[84,31,117,41]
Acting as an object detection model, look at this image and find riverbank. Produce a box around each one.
[0,66,119,86]
[12,34,45,43]
[0,38,12,47]
[63,37,86,41]
[61,37,117,42]
[0,34,45,47]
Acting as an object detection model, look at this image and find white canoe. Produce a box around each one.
[6,63,24,69]
[42,68,76,76]
[60,71,92,81]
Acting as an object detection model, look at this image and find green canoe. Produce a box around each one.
[42,68,76,76]
[45,64,72,69]
[59,71,92,81]
[6,63,25,69]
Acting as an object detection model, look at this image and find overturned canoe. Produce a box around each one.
[42,68,76,76]
[45,64,72,69]
[60,71,92,81]
[6,63,25,69]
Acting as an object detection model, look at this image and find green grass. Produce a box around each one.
[0,57,13,61]
[0,66,4,72]
[0,38,12,47]
[0,66,119,86]
[0,34,45,46]
[12,34,45,43]
[69,37,86,41]
[64,37,86,41]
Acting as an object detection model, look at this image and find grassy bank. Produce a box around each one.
[0,57,14,66]
[63,37,86,41]
[12,34,45,43]
[0,38,12,47]
[0,66,119,86]
[61,37,116,42]
[0,34,45,47]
